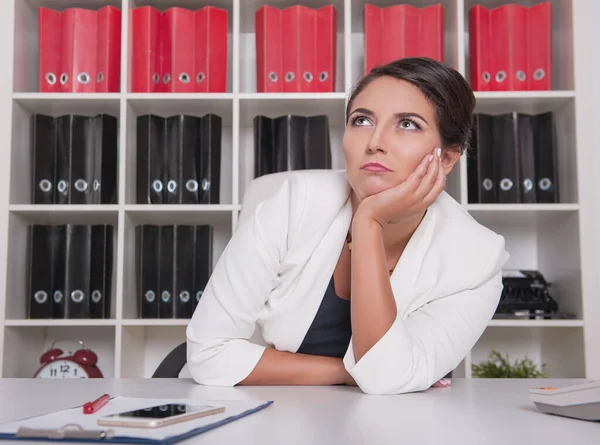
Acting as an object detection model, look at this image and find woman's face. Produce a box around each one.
[342,76,455,201]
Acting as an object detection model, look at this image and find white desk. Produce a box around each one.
[0,378,598,444]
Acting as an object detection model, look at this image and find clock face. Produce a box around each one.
[36,359,88,379]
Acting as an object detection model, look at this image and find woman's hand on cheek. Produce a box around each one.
[356,147,446,227]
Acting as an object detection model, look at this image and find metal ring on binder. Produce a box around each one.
[269,72,278,82]
[179,72,190,83]
[71,290,85,304]
[57,180,68,194]
[534,68,545,80]
[516,70,526,81]
[167,180,177,193]
[145,290,156,302]
[186,179,198,192]
[91,290,102,304]
[161,291,171,302]
[163,73,171,84]
[523,178,534,191]
[319,71,328,82]
[179,290,190,303]
[482,71,491,83]
[539,177,552,190]
[197,72,205,83]
[500,178,513,191]
[45,73,57,85]
[285,72,294,82]
[60,73,68,85]
[74,179,88,192]
[482,178,493,191]
[196,290,203,302]
[78,72,91,84]
[303,72,313,82]
[201,179,210,191]
[53,290,63,303]
[495,71,506,83]
[153,73,160,83]
[34,290,48,304]
[152,180,163,193]
[97,72,104,83]
[39,179,52,192]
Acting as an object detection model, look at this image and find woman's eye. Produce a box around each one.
[400,119,419,130]
[353,116,370,126]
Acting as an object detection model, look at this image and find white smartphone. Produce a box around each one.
[97,403,225,429]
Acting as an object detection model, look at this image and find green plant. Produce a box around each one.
[472,348,549,378]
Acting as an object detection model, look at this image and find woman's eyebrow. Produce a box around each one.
[349,108,429,125]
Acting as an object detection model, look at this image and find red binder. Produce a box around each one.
[281,6,302,92]
[315,5,337,92]
[298,7,316,92]
[527,2,552,90]
[418,4,444,62]
[469,5,492,91]
[161,8,195,93]
[195,7,228,93]
[61,8,98,93]
[255,6,283,92]
[38,8,62,92]
[364,4,383,74]
[130,6,160,93]
[365,4,444,74]
[96,6,121,93]
[492,4,527,91]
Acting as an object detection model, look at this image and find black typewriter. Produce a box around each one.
[495,270,561,319]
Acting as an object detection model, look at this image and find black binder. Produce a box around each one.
[63,224,92,318]
[467,113,495,204]
[253,115,332,177]
[533,112,559,203]
[198,114,222,204]
[51,225,66,319]
[136,225,160,318]
[89,225,113,319]
[55,116,74,204]
[194,225,213,308]
[92,114,118,204]
[158,225,174,319]
[137,115,166,204]
[28,225,55,318]
[305,115,332,170]
[493,113,521,203]
[31,115,56,205]
[69,116,94,204]
[174,225,196,318]
[170,116,201,204]
[516,113,537,203]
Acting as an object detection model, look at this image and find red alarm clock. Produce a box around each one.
[34,340,103,379]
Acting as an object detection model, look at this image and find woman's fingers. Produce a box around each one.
[422,156,447,205]
[414,148,440,199]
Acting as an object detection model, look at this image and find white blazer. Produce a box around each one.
[186,170,510,395]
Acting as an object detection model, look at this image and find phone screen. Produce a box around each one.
[107,404,216,420]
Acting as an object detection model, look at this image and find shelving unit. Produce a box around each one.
[0,0,598,381]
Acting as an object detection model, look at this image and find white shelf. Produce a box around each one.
[488,319,584,328]
[0,0,597,381]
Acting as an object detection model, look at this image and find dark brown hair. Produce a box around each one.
[345,57,476,153]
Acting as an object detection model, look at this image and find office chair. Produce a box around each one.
[152,171,300,378]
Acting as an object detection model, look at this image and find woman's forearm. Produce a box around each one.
[350,214,398,362]
[238,347,352,386]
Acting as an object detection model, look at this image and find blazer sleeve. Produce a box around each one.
[342,235,509,395]
[186,178,300,386]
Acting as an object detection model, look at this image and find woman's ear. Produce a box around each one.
[440,147,461,175]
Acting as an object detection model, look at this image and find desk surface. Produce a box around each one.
[0,378,598,444]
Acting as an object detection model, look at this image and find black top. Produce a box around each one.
[296,276,352,358]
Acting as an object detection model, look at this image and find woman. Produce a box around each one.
[186,57,509,395]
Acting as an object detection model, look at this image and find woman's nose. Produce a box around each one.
[366,129,388,154]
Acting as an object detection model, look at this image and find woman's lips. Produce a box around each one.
[360,162,392,172]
